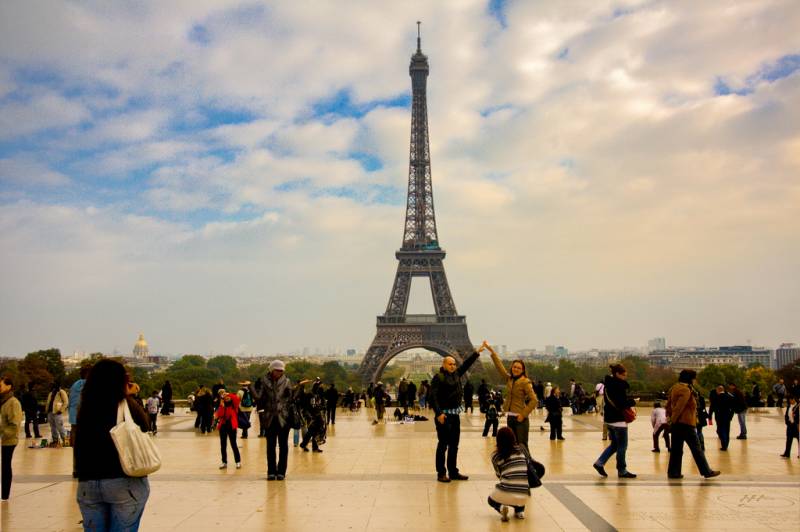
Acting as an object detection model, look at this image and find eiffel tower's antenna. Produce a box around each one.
[417,21,421,52]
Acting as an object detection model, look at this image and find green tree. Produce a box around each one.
[697,364,745,390]
[207,355,241,383]
[26,348,64,383]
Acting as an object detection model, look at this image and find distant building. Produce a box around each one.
[554,346,568,358]
[649,345,771,371]
[775,343,800,369]
[647,337,666,352]
[346,349,357,357]
[132,333,149,359]
[545,345,555,356]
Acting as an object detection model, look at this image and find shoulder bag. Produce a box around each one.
[109,399,162,477]
[605,391,636,423]
[519,445,545,488]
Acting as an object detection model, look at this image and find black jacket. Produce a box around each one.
[429,352,479,416]
[544,394,562,416]
[602,375,635,424]
[708,390,734,422]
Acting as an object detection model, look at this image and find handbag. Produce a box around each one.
[606,392,636,423]
[237,410,251,429]
[287,401,303,430]
[109,399,162,477]
[520,445,545,488]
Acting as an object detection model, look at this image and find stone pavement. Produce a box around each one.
[1,406,798,531]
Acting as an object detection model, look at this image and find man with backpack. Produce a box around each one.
[238,381,254,439]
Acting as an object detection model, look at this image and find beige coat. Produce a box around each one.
[0,394,23,446]
[490,352,537,417]
[45,389,68,415]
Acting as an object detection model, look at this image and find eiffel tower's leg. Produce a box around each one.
[429,267,456,316]
[385,265,411,316]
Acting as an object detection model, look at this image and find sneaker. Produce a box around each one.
[312,448,323,453]
[736,435,747,440]
[619,471,637,479]
[267,474,277,481]
[500,506,509,522]
[276,474,285,481]
[593,463,608,477]
[514,511,525,519]
[703,470,721,478]
[437,474,451,483]
[450,473,469,481]
[219,463,227,469]
[236,462,242,469]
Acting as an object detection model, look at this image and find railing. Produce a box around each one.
[377,314,465,325]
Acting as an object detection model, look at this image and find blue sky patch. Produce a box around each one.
[309,89,410,121]
[349,152,383,172]
[488,0,508,28]
[715,54,800,97]
[188,24,212,45]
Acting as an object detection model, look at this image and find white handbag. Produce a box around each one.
[109,399,162,477]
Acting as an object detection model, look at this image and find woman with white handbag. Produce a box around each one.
[74,359,154,531]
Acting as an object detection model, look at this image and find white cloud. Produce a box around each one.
[0,157,71,186]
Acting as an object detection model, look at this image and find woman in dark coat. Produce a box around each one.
[592,363,637,478]
[160,381,172,416]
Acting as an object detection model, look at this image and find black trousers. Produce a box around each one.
[784,426,799,456]
[326,406,336,425]
[435,414,461,476]
[1,445,15,500]
[668,423,713,477]
[148,412,158,433]
[24,412,40,438]
[266,418,290,475]
[483,418,498,437]
[715,417,731,450]
[549,417,563,439]
[219,425,240,464]
[507,416,530,449]
[653,424,670,450]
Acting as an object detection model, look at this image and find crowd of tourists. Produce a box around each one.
[0,353,798,529]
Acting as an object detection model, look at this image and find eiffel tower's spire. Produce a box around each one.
[403,22,437,249]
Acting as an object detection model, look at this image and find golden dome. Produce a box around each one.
[135,333,148,348]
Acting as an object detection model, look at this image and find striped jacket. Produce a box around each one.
[491,446,531,494]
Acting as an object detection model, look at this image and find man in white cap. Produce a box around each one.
[251,360,308,480]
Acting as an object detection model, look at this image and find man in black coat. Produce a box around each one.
[325,383,338,425]
[430,350,480,483]
[708,385,734,450]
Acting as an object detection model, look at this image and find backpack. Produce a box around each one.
[241,389,253,408]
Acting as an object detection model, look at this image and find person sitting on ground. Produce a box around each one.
[650,401,670,452]
[488,427,530,522]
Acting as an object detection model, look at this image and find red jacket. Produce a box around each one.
[215,393,240,430]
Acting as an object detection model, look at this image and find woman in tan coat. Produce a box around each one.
[1,375,23,500]
[483,341,537,449]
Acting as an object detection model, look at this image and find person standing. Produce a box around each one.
[406,380,417,413]
[214,390,241,469]
[780,396,799,458]
[477,379,489,413]
[68,366,89,452]
[483,401,499,437]
[160,381,172,416]
[595,381,608,440]
[773,379,786,409]
[325,383,338,425]
[695,394,710,451]
[372,382,387,425]
[545,386,564,440]
[251,361,307,480]
[729,383,748,439]
[708,385,734,450]
[666,370,720,479]
[463,380,474,415]
[430,349,480,482]
[418,380,429,410]
[145,391,160,434]
[1,376,23,500]
[21,383,41,444]
[484,341,537,450]
[75,359,151,531]
[593,363,637,479]
[398,378,409,416]
[45,382,69,447]
[237,381,254,439]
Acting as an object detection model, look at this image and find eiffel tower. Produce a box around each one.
[359,24,475,384]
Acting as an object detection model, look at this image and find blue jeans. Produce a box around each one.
[736,411,747,436]
[595,425,629,474]
[77,477,149,531]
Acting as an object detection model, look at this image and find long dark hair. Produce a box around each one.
[609,363,626,376]
[76,359,128,427]
[495,426,518,460]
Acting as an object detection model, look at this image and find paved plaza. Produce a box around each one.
[1,406,798,531]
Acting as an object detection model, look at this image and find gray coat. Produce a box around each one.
[251,374,295,429]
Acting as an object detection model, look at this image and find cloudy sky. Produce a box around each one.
[1,0,798,357]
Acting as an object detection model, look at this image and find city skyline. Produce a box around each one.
[1,2,798,356]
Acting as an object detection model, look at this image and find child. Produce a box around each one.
[483,402,499,437]
[214,390,241,469]
[145,391,160,434]
[780,396,799,458]
[488,427,530,521]
[651,401,670,452]
[545,386,565,440]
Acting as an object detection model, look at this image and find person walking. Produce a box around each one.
[1,376,23,500]
[487,427,531,522]
[251,360,307,480]
[545,386,564,440]
[708,385,734,450]
[325,383,338,425]
[75,359,151,531]
[145,391,160,434]
[45,382,69,447]
[299,384,326,453]
[593,363,637,479]
[484,341,537,450]
[214,389,241,469]
[665,370,720,479]
[780,395,799,458]
[430,349,480,482]
[237,381,254,439]
[650,402,670,452]
[21,383,41,444]
[696,394,710,451]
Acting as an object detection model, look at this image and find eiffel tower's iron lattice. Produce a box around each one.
[359,25,475,384]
